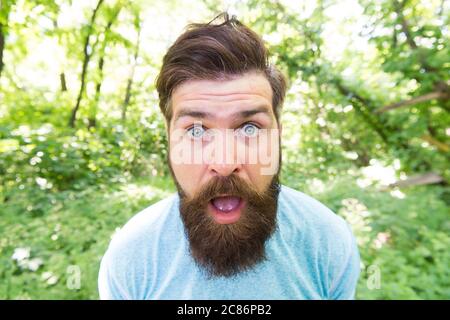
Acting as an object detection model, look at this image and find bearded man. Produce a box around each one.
[98,13,360,300]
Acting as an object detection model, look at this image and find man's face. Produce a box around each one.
[167,72,282,277]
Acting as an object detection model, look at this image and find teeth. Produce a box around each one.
[212,196,241,213]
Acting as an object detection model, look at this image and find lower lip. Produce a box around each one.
[208,198,245,224]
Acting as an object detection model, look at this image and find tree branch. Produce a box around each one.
[389,172,445,188]
[421,134,450,153]
[393,0,418,50]
[376,91,448,113]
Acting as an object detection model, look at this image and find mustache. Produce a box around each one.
[186,174,267,204]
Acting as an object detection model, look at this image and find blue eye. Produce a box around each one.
[187,125,206,139]
[239,123,260,137]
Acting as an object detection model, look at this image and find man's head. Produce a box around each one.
[155,13,287,278]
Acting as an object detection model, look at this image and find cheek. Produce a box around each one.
[241,132,280,188]
[245,131,279,166]
[171,162,202,188]
[169,150,205,196]
[243,164,274,193]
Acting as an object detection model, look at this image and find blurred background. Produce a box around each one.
[0,0,449,299]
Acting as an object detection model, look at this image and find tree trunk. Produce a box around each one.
[60,72,67,92]
[122,18,142,122]
[0,0,14,80]
[69,0,104,128]
[88,6,122,128]
[88,55,104,129]
[0,22,4,78]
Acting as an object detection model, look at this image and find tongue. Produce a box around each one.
[212,196,241,213]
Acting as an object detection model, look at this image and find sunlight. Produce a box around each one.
[357,159,401,187]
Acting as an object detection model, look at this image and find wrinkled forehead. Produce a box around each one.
[171,73,274,118]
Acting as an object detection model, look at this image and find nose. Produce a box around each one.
[207,130,242,177]
[210,163,241,177]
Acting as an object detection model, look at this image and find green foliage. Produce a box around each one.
[0,177,174,299]
[312,178,450,299]
[0,0,448,300]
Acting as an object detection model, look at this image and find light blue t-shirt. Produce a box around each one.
[98,185,360,300]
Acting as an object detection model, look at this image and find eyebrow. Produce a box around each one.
[174,106,272,124]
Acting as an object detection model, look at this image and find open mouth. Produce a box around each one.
[208,195,244,224]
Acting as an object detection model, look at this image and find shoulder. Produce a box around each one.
[278,184,352,241]
[112,193,179,245]
[277,185,360,299]
[105,193,180,260]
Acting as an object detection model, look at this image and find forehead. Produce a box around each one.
[171,72,273,117]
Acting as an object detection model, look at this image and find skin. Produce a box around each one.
[168,71,281,222]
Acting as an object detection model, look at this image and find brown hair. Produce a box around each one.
[155,12,287,124]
